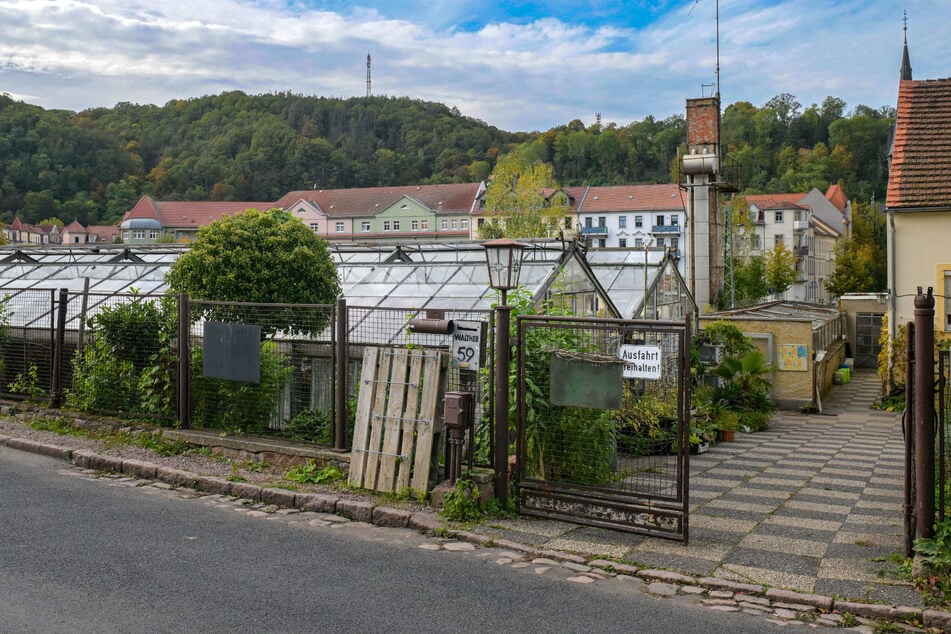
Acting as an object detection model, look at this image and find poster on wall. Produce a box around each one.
[776,344,809,371]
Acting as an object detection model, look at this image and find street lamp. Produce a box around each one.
[642,236,655,319]
[482,238,525,508]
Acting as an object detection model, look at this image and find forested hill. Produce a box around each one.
[0,90,894,226]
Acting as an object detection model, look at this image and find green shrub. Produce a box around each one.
[285,409,333,444]
[190,340,291,434]
[440,479,483,522]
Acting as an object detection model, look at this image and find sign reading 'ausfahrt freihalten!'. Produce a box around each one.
[618,344,663,380]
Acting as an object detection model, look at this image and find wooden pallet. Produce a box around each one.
[348,347,446,495]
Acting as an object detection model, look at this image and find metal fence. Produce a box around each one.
[1,287,494,469]
[514,314,691,542]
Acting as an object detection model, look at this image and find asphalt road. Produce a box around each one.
[0,446,787,633]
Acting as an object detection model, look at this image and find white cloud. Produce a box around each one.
[0,0,949,130]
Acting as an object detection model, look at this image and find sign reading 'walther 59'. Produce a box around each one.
[618,344,662,380]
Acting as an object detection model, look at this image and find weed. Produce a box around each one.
[226,463,247,482]
[431,527,451,538]
[440,479,482,522]
[285,461,345,485]
[8,365,45,401]
[840,612,857,627]
[871,621,905,633]
[29,416,85,436]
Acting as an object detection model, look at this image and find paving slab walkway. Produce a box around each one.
[481,368,919,606]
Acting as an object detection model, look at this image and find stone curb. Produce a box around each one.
[3,433,951,630]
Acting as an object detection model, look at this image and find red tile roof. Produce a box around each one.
[824,184,848,213]
[743,193,808,210]
[274,183,483,218]
[124,197,273,228]
[578,184,683,212]
[887,78,951,209]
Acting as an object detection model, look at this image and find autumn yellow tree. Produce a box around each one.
[478,150,567,239]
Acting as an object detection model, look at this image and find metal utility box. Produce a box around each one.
[443,391,473,429]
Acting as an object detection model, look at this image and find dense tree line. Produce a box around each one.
[0,90,894,226]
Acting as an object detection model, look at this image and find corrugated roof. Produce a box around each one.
[274,183,484,218]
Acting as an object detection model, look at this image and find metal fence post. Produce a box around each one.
[49,288,68,408]
[904,321,915,558]
[178,293,191,428]
[334,297,348,451]
[914,287,936,540]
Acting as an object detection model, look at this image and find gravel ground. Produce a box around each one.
[0,406,430,513]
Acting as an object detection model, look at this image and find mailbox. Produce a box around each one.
[444,391,473,429]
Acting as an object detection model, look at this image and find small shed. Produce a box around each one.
[836,293,888,368]
[699,301,847,411]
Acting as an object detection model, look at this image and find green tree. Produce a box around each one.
[765,243,797,296]
[826,200,887,296]
[165,208,340,335]
[479,150,567,239]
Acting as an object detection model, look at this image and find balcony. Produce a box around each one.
[651,224,681,234]
[581,226,608,237]
[793,220,809,231]
[793,245,809,257]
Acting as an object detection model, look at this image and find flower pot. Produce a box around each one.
[719,429,735,442]
[690,441,709,455]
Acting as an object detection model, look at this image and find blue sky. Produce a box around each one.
[1,1,949,132]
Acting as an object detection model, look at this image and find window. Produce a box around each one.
[383,221,391,231]
[634,215,643,228]
[598,239,606,248]
[461,219,468,230]
[634,238,643,247]
[584,217,593,228]
[310,223,319,233]
[421,220,429,230]
[598,216,606,228]
[564,217,572,229]
[795,209,804,222]
[393,220,400,231]
[411,220,419,231]
[441,219,448,230]
[656,237,665,248]
[451,219,458,229]
[122,231,130,240]
[335,222,345,232]
[751,234,761,250]
[361,221,371,232]
[774,211,784,223]
[618,238,627,248]
[671,216,679,226]
[670,237,679,250]
[656,215,665,226]
[133,230,145,240]
[619,216,627,229]
[477,219,485,228]
[774,234,784,247]
[149,230,159,240]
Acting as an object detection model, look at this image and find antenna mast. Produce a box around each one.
[366,53,372,97]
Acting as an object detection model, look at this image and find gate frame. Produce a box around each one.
[513,314,692,543]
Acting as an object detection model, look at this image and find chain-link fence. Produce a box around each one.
[1,288,495,468]
[515,314,691,540]
[0,289,58,401]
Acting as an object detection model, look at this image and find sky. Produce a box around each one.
[1,0,949,132]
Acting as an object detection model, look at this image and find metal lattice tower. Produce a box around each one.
[366,53,372,97]
[723,198,736,308]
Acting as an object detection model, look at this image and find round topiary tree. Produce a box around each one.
[165,208,340,335]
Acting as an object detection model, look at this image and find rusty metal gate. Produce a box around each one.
[514,315,691,543]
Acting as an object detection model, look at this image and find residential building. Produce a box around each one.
[4,217,60,245]
[741,188,845,304]
[276,183,483,244]
[119,198,272,243]
[884,49,951,340]
[471,185,585,240]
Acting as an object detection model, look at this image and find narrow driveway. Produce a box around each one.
[483,369,917,605]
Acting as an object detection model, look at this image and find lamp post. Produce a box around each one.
[642,236,655,319]
[482,238,525,508]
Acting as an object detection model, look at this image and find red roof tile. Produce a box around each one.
[578,184,683,212]
[887,78,951,209]
[824,184,848,213]
[274,183,483,218]
[124,197,272,228]
[743,193,808,210]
